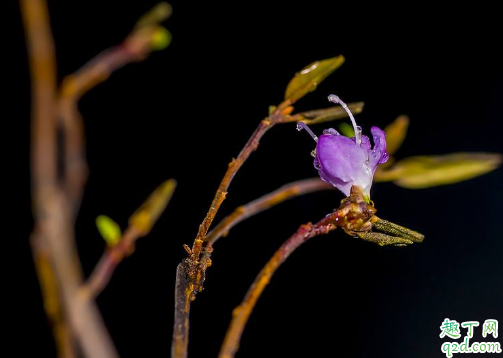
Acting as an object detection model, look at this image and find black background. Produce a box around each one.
[9,1,503,357]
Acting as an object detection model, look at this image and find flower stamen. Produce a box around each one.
[328,94,362,145]
[297,121,318,142]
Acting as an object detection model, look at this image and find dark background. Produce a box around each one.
[10,1,503,357]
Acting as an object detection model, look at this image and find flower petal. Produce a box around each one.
[359,134,371,152]
[316,134,369,196]
[369,126,389,170]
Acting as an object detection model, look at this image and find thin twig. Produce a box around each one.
[191,101,361,249]
[218,213,340,358]
[171,106,295,358]
[173,96,359,357]
[84,178,176,299]
[82,227,143,299]
[170,178,332,357]
[193,104,292,246]
[59,4,171,215]
[205,178,332,247]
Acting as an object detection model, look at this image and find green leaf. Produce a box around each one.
[339,122,355,137]
[134,2,173,30]
[384,115,409,156]
[96,215,122,247]
[285,56,345,103]
[374,152,502,188]
[295,102,364,125]
[129,179,177,234]
[150,27,172,51]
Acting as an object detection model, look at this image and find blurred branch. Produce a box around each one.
[59,2,172,215]
[83,227,143,299]
[83,179,177,299]
[31,232,76,358]
[21,0,118,357]
[218,213,340,358]
[24,2,172,358]
[20,0,61,350]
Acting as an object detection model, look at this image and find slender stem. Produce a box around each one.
[218,213,340,358]
[174,109,291,318]
[195,119,274,243]
[171,178,331,358]
[174,72,357,358]
[192,100,359,247]
[171,262,193,358]
[84,179,176,298]
[205,178,332,247]
[59,15,168,215]
[172,100,345,358]
[82,227,143,299]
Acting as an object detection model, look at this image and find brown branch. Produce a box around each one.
[172,107,295,357]
[41,195,119,358]
[170,178,332,357]
[24,2,171,358]
[191,101,361,249]
[22,0,119,354]
[84,178,177,299]
[217,186,425,358]
[59,3,171,215]
[20,0,68,354]
[193,105,291,245]
[31,231,77,358]
[172,96,359,357]
[82,227,143,299]
[171,262,193,358]
[218,212,340,358]
[187,100,362,260]
[172,50,358,356]
[205,178,332,247]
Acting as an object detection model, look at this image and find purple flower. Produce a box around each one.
[298,94,389,200]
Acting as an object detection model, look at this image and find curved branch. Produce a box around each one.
[59,3,171,215]
[205,178,332,247]
[218,213,340,358]
[171,178,332,357]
